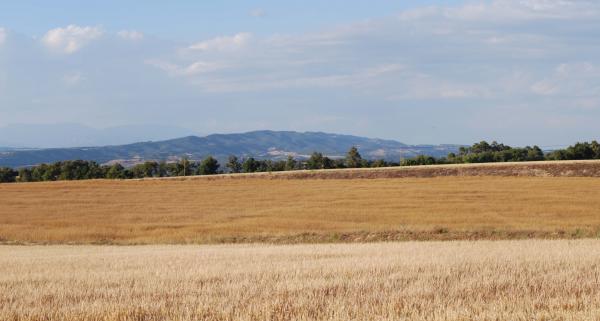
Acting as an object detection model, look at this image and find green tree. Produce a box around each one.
[198,156,220,175]
[269,160,286,172]
[322,156,334,169]
[130,161,160,178]
[177,157,194,176]
[37,163,61,181]
[0,167,17,183]
[242,157,259,173]
[333,158,346,169]
[106,163,127,179]
[58,160,103,180]
[592,141,600,158]
[285,156,297,171]
[163,162,180,177]
[526,146,544,161]
[345,146,363,168]
[157,161,170,177]
[401,155,437,166]
[17,168,33,182]
[371,159,388,168]
[226,156,242,173]
[306,152,325,169]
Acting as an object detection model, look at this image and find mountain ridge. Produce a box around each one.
[0,130,462,168]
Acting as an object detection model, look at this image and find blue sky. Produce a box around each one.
[0,1,462,39]
[1,0,600,146]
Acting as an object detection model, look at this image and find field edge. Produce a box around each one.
[2,227,599,246]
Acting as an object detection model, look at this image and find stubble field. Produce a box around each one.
[2,163,600,320]
[2,170,600,244]
[2,240,600,321]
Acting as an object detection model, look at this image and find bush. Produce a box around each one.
[0,167,18,183]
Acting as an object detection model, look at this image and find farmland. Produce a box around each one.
[2,162,600,320]
[2,161,600,244]
[2,240,600,321]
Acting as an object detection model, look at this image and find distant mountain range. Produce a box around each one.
[0,130,462,168]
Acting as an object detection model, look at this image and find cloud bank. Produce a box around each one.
[1,0,600,145]
[41,25,103,54]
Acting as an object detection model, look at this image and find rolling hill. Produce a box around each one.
[0,130,461,167]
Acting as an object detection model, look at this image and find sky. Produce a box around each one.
[1,0,599,146]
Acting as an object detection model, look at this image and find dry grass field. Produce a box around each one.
[2,240,600,321]
[1,171,600,244]
[3,163,600,320]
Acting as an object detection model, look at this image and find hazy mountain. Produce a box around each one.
[0,130,462,167]
[0,123,197,148]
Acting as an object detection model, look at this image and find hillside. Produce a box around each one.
[0,130,461,167]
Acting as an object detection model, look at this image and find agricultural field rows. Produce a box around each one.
[2,240,600,321]
[2,168,600,244]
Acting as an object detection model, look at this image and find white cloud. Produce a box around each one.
[530,81,558,95]
[182,61,223,75]
[144,60,179,75]
[4,0,600,145]
[443,0,594,21]
[186,64,406,93]
[145,59,224,77]
[148,0,600,100]
[42,25,103,54]
[393,0,600,36]
[0,28,6,45]
[531,62,599,96]
[363,64,404,77]
[189,33,251,51]
[556,62,596,76]
[117,30,144,41]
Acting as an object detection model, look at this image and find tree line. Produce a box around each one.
[1,141,599,183]
[0,147,369,183]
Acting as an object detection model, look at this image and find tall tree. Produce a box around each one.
[178,157,193,176]
[306,152,325,169]
[285,156,297,171]
[198,156,220,175]
[345,146,363,168]
[226,155,242,173]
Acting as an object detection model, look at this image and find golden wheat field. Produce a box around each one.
[2,240,600,321]
[2,167,600,321]
[2,175,600,244]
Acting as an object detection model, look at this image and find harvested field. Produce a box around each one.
[2,168,600,244]
[2,240,600,321]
